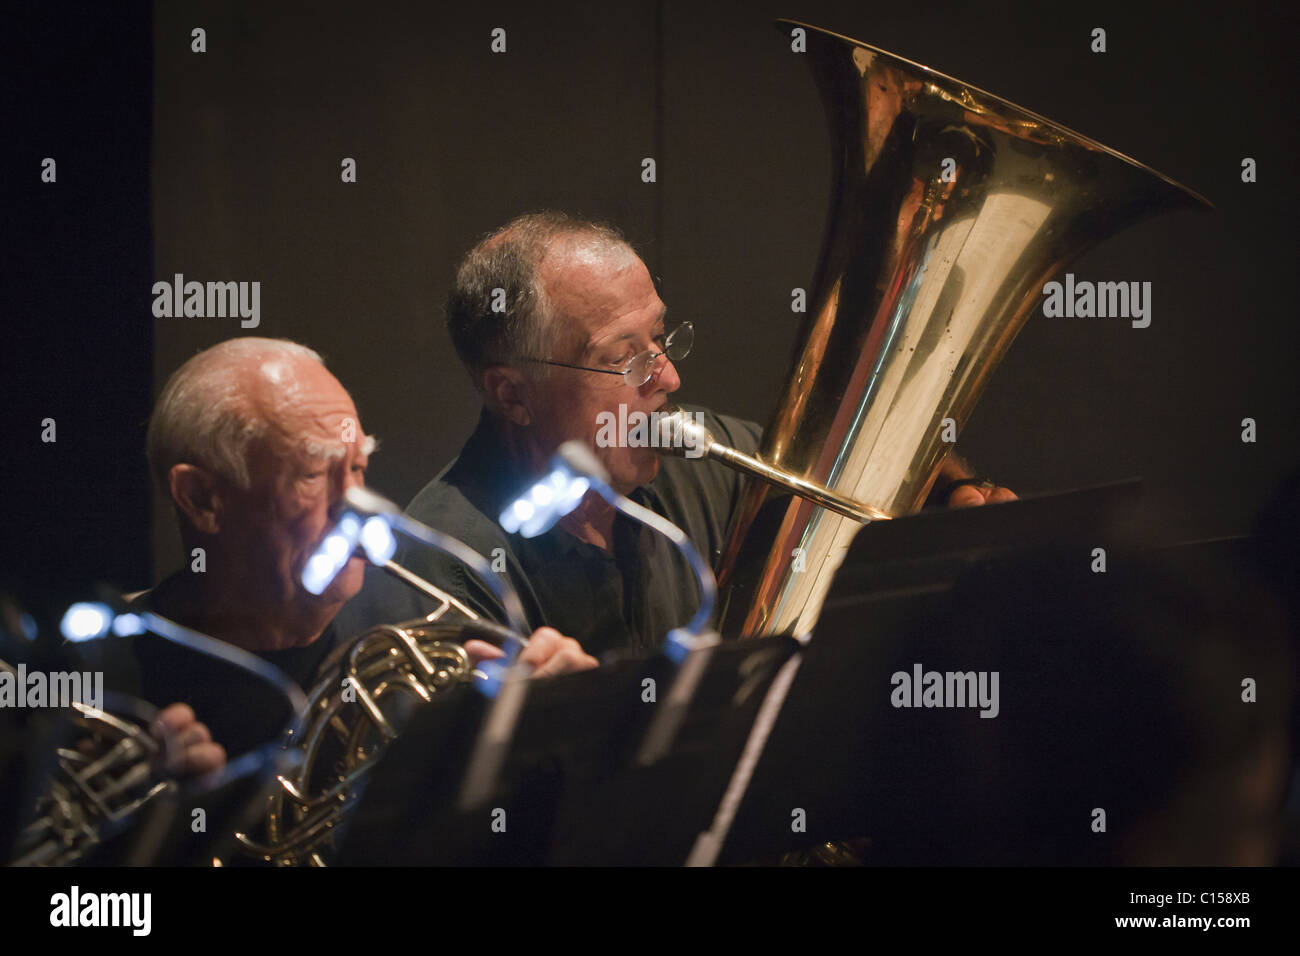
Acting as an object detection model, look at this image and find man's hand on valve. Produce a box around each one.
[152,702,226,776]
[946,477,1019,508]
[463,626,599,677]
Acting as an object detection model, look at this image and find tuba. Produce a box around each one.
[707,21,1209,638]
[233,586,501,866]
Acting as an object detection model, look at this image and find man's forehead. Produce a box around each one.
[240,359,373,455]
[584,303,667,347]
[543,250,664,340]
[246,357,344,408]
[541,241,643,304]
[258,414,376,456]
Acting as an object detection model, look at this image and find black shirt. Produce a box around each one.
[84,581,342,759]
[334,405,762,658]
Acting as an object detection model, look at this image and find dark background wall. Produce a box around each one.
[7,1,1296,600]
[5,2,153,615]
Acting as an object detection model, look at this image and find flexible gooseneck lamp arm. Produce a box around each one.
[498,440,717,659]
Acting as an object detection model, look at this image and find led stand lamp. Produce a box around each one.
[58,599,307,790]
[303,486,538,809]
[311,487,533,685]
[499,440,718,661]
[498,440,721,764]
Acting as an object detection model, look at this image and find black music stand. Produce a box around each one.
[336,633,800,865]
[712,479,1145,864]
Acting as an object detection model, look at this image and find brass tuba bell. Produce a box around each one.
[711,21,1210,638]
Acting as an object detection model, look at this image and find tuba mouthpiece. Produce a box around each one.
[654,406,716,459]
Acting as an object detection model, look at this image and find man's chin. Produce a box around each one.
[306,557,365,605]
[615,455,659,494]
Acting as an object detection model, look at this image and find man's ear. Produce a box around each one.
[481,365,533,426]
[168,464,223,535]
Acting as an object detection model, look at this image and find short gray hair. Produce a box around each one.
[146,337,324,489]
[446,211,632,387]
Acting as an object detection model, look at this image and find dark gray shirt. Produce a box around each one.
[335,405,761,658]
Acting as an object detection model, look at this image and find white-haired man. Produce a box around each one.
[338,212,1015,657]
[105,337,594,760]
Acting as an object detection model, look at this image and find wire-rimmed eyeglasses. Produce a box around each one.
[519,321,693,387]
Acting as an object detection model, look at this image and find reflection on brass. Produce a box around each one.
[235,590,482,866]
[658,408,890,522]
[714,21,1210,639]
[8,696,174,866]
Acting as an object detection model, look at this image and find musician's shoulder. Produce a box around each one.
[404,466,509,549]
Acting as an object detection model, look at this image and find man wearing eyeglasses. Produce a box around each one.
[338,211,1013,655]
[337,212,765,656]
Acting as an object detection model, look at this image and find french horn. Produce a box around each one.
[233,586,503,866]
[8,690,176,866]
[699,21,1210,638]
[5,598,310,866]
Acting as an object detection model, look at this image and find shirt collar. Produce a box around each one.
[450,408,667,556]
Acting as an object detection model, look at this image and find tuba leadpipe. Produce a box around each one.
[657,407,891,523]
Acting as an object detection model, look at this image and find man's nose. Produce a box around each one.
[645,353,680,395]
[328,458,364,516]
[343,457,366,492]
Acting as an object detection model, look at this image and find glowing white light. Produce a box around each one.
[302,511,365,594]
[565,476,591,504]
[501,462,598,538]
[111,613,145,637]
[303,553,339,595]
[60,602,112,642]
[361,515,397,564]
[324,532,352,563]
[519,511,550,538]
